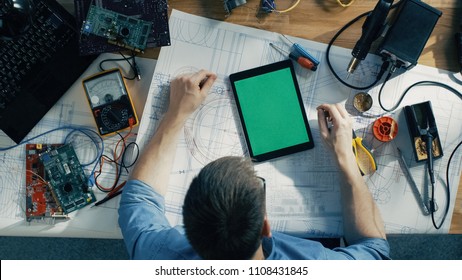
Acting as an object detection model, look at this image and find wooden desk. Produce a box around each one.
[61,0,462,233]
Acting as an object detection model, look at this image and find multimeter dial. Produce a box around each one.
[84,71,126,108]
[100,104,129,131]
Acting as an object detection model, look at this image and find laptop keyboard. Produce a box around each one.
[0,0,74,110]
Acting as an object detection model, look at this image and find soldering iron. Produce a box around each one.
[347,0,393,76]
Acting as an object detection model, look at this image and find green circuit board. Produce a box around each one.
[40,144,96,214]
[82,5,152,52]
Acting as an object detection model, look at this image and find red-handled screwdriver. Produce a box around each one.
[269,43,317,71]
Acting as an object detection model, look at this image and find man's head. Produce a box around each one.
[183,156,267,260]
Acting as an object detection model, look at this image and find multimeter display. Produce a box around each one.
[82,69,138,135]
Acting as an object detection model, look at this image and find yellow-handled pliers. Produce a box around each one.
[352,130,377,175]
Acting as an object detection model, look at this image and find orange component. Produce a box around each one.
[373,116,398,142]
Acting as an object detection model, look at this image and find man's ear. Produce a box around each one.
[261,216,272,238]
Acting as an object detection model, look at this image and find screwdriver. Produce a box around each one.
[282,34,320,66]
[269,43,317,71]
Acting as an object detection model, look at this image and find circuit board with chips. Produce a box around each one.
[75,0,170,55]
[82,5,152,52]
[39,144,96,214]
[25,144,67,221]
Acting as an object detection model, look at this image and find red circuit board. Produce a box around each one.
[25,144,65,221]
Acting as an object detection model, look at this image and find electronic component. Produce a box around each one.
[40,144,96,214]
[223,0,247,15]
[25,144,67,221]
[75,0,170,56]
[260,0,276,13]
[82,68,138,136]
[259,0,300,14]
[82,5,152,52]
[378,0,442,69]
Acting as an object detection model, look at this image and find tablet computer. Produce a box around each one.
[229,60,314,162]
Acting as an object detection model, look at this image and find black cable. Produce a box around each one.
[325,1,402,90]
[94,132,139,193]
[376,63,395,105]
[119,51,141,80]
[121,141,140,171]
[378,80,462,112]
[94,132,126,192]
[99,51,140,80]
[431,140,462,229]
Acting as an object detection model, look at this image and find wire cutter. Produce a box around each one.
[352,130,377,175]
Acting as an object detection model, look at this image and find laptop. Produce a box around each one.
[0,0,95,144]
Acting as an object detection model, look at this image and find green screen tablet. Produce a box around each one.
[229,60,314,162]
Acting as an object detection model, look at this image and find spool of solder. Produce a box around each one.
[373,116,398,142]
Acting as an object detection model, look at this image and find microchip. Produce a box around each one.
[65,204,75,211]
[76,199,85,206]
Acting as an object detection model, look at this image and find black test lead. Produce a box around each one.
[269,43,317,71]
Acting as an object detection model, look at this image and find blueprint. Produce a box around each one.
[135,10,462,237]
[0,54,156,238]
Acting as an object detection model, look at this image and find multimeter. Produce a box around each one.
[82,68,138,136]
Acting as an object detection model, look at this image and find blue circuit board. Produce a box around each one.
[75,0,170,55]
[82,5,152,52]
[40,144,96,214]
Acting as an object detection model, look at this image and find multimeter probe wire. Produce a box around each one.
[0,124,139,198]
[93,121,139,193]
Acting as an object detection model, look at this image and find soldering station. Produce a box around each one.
[348,0,441,75]
[325,0,462,230]
[327,0,442,91]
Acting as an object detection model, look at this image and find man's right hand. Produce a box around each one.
[316,103,354,163]
[128,69,216,195]
[317,103,386,243]
[166,70,217,123]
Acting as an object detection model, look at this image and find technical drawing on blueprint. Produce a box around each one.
[136,10,462,237]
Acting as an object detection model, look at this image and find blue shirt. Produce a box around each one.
[118,179,390,260]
